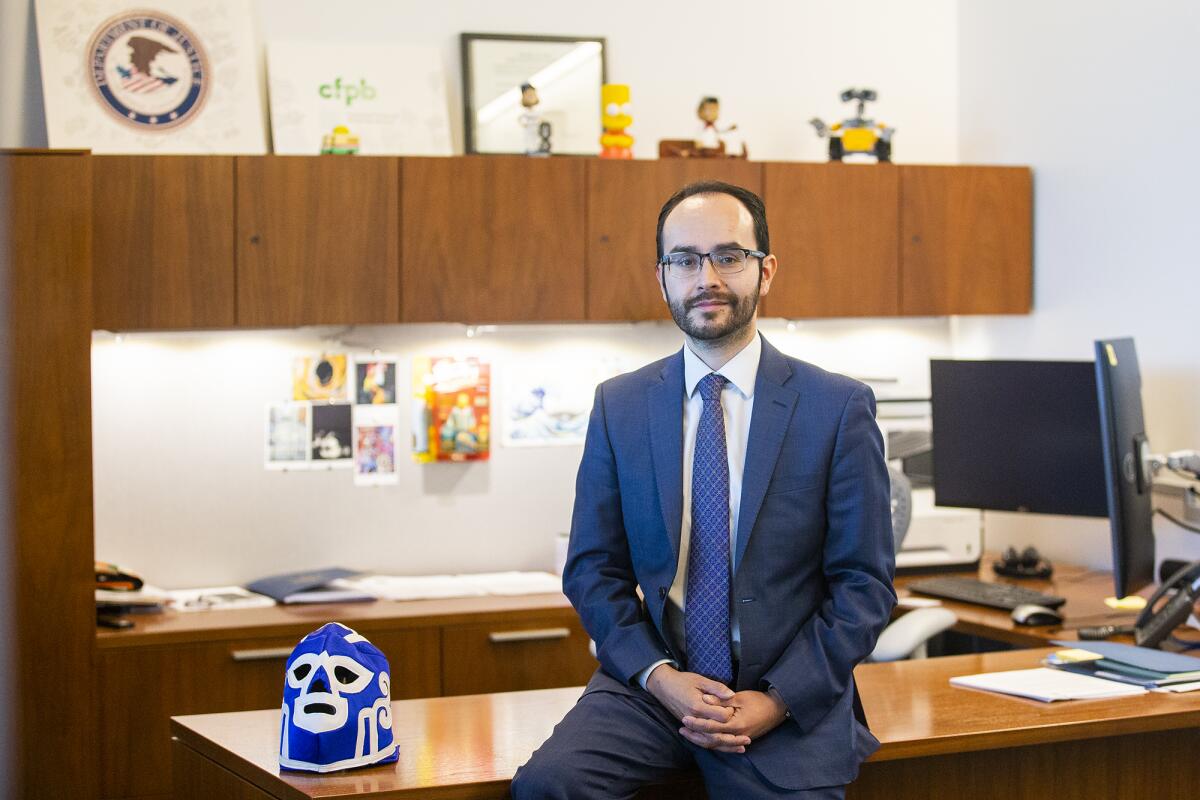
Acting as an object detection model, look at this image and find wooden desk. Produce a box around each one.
[98,593,597,800]
[172,648,1200,800]
[893,556,1151,647]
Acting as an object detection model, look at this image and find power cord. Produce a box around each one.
[1155,507,1200,535]
[1167,465,1200,482]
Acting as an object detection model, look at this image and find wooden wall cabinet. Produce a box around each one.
[900,165,1033,315]
[92,156,236,330]
[585,159,764,321]
[401,156,586,322]
[236,156,400,327]
[763,163,900,318]
[89,156,1032,327]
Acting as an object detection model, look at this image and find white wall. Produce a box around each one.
[955,1,1200,572]
[2,0,960,161]
[92,319,953,587]
[1,0,47,148]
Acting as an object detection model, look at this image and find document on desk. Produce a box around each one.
[950,667,1148,702]
[337,571,563,601]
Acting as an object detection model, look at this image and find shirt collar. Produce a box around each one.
[683,333,761,400]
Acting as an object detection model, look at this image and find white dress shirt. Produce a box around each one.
[637,333,761,687]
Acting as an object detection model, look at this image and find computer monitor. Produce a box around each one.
[1094,338,1156,599]
[930,359,1108,518]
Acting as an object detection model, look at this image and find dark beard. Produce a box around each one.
[664,272,761,344]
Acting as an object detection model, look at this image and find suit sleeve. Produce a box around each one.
[562,384,675,685]
[761,385,897,731]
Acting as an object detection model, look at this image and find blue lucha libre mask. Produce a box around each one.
[279,622,398,772]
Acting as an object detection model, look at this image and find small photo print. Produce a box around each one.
[354,404,400,486]
[311,403,352,466]
[293,354,348,401]
[355,358,397,405]
[266,402,310,469]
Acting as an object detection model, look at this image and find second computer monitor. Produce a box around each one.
[930,359,1108,518]
[1094,337,1156,599]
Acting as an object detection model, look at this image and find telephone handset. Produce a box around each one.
[1134,561,1200,649]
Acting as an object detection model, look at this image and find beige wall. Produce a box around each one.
[955,0,1200,572]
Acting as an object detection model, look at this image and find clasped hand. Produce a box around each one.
[645,664,788,754]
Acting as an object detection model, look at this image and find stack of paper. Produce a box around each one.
[950,667,1147,702]
[1047,640,1200,688]
[96,585,168,614]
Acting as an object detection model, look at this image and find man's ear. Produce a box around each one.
[759,254,778,297]
[656,264,669,303]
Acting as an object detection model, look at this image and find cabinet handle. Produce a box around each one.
[488,627,570,644]
[230,647,294,662]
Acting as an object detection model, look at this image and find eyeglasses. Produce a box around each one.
[659,248,766,277]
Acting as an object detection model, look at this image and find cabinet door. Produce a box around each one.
[900,166,1032,315]
[237,156,400,326]
[97,628,439,799]
[93,156,236,330]
[586,159,764,321]
[401,156,586,322]
[762,163,899,318]
[441,616,597,696]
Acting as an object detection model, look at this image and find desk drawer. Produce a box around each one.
[441,616,597,696]
[97,627,439,799]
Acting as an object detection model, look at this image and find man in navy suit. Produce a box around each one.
[513,182,896,798]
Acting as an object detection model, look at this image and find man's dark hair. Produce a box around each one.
[655,181,769,260]
[697,96,719,112]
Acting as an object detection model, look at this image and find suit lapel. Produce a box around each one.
[647,352,685,564]
[735,338,798,573]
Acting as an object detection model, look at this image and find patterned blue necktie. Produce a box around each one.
[685,373,733,685]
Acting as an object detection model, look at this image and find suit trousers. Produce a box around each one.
[511,676,847,800]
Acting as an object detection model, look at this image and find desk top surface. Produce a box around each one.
[103,555,1125,650]
[97,592,576,649]
[892,557,1151,646]
[172,647,1200,799]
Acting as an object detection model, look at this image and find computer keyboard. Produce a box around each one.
[906,576,1067,611]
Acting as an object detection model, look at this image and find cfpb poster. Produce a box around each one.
[266,42,452,155]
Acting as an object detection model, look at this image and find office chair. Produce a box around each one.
[866,467,958,662]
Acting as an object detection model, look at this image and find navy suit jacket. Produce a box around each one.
[563,335,896,790]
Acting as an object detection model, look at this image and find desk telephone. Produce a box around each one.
[1134,561,1200,649]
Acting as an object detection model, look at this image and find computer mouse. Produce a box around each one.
[1011,604,1063,626]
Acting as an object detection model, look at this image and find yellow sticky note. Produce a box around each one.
[1105,596,1147,611]
[1053,648,1104,663]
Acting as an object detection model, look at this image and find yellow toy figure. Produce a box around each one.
[600,84,633,159]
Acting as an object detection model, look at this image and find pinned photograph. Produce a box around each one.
[293,354,348,401]
[503,356,628,447]
[354,359,397,405]
[311,403,352,467]
[353,404,400,486]
[266,402,310,469]
[411,356,490,463]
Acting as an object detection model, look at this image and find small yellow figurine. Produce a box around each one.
[320,125,359,155]
[600,84,633,159]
